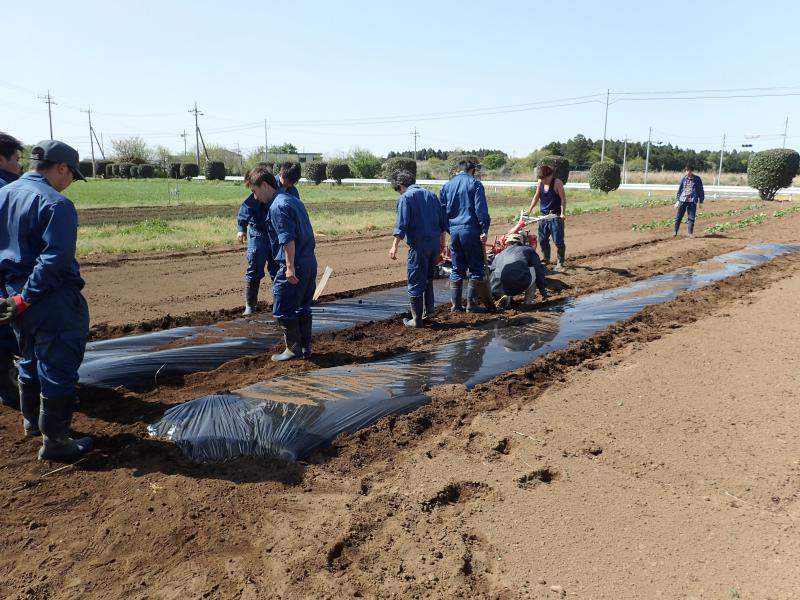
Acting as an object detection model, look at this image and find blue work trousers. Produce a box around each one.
[537,218,565,253]
[407,241,440,298]
[272,261,317,321]
[674,201,698,229]
[11,286,89,399]
[246,234,274,283]
[449,227,485,282]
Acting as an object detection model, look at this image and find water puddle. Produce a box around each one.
[148,244,799,462]
[79,282,451,388]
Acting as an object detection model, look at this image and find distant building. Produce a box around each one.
[297,152,322,163]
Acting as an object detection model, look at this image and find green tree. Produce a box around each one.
[481,152,507,170]
[564,134,592,166]
[348,147,382,179]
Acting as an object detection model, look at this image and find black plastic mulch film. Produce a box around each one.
[145,244,798,462]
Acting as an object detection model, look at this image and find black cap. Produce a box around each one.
[30,140,85,181]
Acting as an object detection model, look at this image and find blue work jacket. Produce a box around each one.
[268,190,315,266]
[237,185,299,236]
[439,171,490,234]
[676,175,705,204]
[0,169,19,188]
[0,172,84,303]
[393,184,446,247]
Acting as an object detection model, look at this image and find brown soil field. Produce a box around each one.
[1,199,799,599]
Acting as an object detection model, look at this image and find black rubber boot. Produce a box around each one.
[404,296,424,328]
[298,313,313,359]
[688,221,695,238]
[554,247,566,272]
[466,281,486,314]
[449,281,464,312]
[38,395,93,461]
[421,280,435,322]
[19,379,41,436]
[243,280,260,316]
[0,352,19,410]
[540,243,551,265]
[673,221,680,237]
[271,319,302,362]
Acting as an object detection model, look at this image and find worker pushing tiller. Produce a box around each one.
[527,164,567,271]
[389,170,447,327]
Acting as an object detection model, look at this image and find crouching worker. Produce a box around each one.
[389,170,446,327]
[0,140,93,460]
[489,234,549,308]
[245,165,317,361]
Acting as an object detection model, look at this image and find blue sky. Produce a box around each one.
[2,0,797,160]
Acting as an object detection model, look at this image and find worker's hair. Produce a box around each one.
[537,164,553,179]
[685,161,695,171]
[245,165,278,189]
[32,160,57,171]
[279,161,302,185]
[393,170,415,191]
[0,132,23,160]
[458,159,477,173]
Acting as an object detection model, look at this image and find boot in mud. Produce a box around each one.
[0,353,19,409]
[540,242,551,265]
[404,296,424,328]
[271,319,302,362]
[688,221,695,239]
[38,395,93,462]
[466,281,486,314]
[19,379,41,436]
[421,280,435,322]
[673,221,680,237]
[243,280,260,316]
[298,313,313,359]
[449,281,464,312]
[553,247,566,272]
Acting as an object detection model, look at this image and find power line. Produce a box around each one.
[38,90,56,139]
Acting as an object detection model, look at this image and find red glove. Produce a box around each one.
[0,295,30,323]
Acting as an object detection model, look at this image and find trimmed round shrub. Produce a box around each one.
[137,164,155,178]
[204,161,226,181]
[105,163,115,178]
[304,161,328,185]
[327,160,352,184]
[382,157,417,182]
[78,161,94,178]
[747,148,800,200]
[131,165,140,178]
[538,155,570,184]
[118,162,134,178]
[447,154,480,177]
[180,163,200,179]
[168,162,181,178]
[111,163,121,177]
[95,160,112,178]
[588,161,621,193]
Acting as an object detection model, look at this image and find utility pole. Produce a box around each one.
[188,102,203,166]
[411,128,420,161]
[180,129,188,156]
[716,133,726,187]
[264,119,269,162]
[38,90,56,139]
[621,136,628,185]
[81,107,97,177]
[783,117,789,148]
[644,127,652,185]
[600,88,610,161]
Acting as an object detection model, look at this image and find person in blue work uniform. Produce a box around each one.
[245,164,317,361]
[439,159,493,313]
[236,162,300,315]
[0,132,25,409]
[388,170,447,327]
[527,164,568,271]
[673,162,704,238]
[489,233,549,308]
[0,140,93,460]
